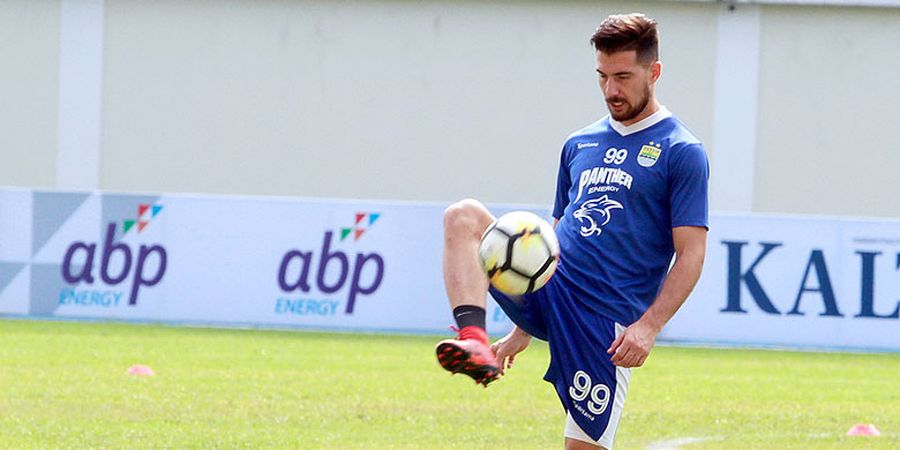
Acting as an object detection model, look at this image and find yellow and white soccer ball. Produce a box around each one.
[478,211,560,296]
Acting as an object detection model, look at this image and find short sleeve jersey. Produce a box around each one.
[551,106,709,325]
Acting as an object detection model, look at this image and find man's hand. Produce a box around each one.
[607,320,659,368]
[490,326,532,375]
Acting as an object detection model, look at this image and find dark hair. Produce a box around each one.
[590,13,659,64]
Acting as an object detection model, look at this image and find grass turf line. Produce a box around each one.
[0,320,896,449]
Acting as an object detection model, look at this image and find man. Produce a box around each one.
[435,13,709,450]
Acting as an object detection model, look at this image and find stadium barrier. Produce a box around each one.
[0,188,897,351]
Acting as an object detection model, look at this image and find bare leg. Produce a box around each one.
[436,199,502,386]
[565,438,605,450]
[442,199,495,310]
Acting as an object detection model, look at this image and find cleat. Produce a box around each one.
[435,326,500,386]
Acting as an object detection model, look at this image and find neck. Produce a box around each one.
[620,97,660,126]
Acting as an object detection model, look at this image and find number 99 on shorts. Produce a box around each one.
[568,370,610,416]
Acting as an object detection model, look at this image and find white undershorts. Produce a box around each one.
[565,412,613,449]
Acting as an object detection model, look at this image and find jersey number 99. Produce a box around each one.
[569,370,611,415]
[603,148,628,165]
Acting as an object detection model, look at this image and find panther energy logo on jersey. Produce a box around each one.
[637,142,662,167]
[573,196,623,237]
[574,167,633,202]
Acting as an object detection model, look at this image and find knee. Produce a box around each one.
[444,199,490,237]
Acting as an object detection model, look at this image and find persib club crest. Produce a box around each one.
[637,142,662,167]
[573,195,623,237]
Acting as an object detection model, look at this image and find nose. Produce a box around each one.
[603,79,620,98]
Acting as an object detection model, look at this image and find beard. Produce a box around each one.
[607,84,651,123]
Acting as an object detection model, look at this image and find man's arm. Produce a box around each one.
[607,225,707,368]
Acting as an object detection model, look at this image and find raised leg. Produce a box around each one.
[442,198,495,310]
[435,199,499,386]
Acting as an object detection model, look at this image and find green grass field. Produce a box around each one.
[0,320,896,449]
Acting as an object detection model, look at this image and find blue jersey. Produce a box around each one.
[489,106,708,443]
[551,107,709,325]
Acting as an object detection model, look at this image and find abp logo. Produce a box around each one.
[277,212,386,315]
[61,203,168,306]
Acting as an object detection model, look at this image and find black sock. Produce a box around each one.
[453,305,486,330]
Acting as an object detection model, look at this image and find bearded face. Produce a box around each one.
[596,50,660,125]
[606,82,651,123]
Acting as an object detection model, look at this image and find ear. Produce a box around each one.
[650,61,662,82]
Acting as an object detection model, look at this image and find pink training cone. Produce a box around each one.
[127,364,155,376]
[846,423,880,437]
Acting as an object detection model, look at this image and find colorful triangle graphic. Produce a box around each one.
[138,204,150,218]
[355,213,366,225]
[152,205,163,217]
[354,229,365,241]
[340,228,353,241]
[123,220,136,234]
[369,213,380,226]
[138,221,149,232]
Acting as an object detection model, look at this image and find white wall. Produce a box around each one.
[1,0,898,218]
[755,5,900,217]
[0,1,60,187]
[100,0,716,205]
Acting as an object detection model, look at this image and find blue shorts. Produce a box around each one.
[489,276,631,447]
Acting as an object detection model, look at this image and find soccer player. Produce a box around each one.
[435,13,709,450]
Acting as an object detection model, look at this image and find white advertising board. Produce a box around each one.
[0,189,521,336]
[664,213,900,351]
[0,189,896,351]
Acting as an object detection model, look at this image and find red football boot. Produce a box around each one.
[435,326,500,386]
